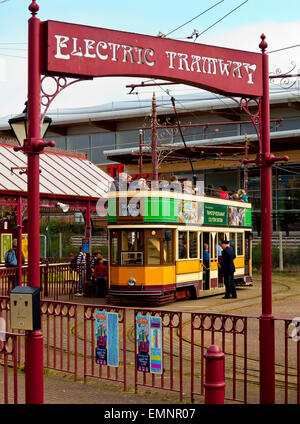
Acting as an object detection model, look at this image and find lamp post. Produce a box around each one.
[9,1,55,404]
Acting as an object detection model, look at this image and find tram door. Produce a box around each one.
[202,232,210,290]
[217,233,224,288]
[244,231,251,275]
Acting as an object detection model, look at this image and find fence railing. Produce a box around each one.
[0,332,25,404]
[0,295,299,404]
[0,263,84,299]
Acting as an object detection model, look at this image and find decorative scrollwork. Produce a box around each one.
[229,96,261,150]
[40,75,90,122]
[269,61,300,90]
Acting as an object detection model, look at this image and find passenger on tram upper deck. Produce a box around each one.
[238,189,249,202]
[219,185,229,199]
[183,180,195,195]
[169,175,182,193]
[206,184,215,197]
[231,193,239,201]
[137,178,149,191]
[159,180,169,191]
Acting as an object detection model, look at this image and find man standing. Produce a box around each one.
[221,239,237,299]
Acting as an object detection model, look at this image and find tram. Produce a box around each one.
[107,189,252,305]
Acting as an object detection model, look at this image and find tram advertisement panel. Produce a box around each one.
[228,206,245,226]
[136,315,150,373]
[150,317,163,374]
[95,310,119,367]
[204,204,227,226]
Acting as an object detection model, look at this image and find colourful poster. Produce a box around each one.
[95,310,108,365]
[1,233,12,263]
[22,234,28,261]
[136,315,150,373]
[150,317,163,374]
[107,312,119,367]
[95,310,119,367]
[81,238,90,253]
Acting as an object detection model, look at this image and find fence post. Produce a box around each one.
[279,232,283,271]
[204,344,225,404]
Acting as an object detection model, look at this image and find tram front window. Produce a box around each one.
[121,230,143,265]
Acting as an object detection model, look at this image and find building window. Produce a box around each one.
[91,132,116,164]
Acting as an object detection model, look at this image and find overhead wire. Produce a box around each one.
[195,0,248,40]
[165,0,224,37]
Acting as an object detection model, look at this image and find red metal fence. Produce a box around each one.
[0,295,299,404]
[0,263,79,299]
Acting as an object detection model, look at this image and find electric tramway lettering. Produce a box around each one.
[54,34,256,85]
[54,35,156,66]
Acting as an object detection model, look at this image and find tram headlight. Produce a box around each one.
[128,278,136,287]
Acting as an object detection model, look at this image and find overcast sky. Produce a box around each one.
[1,0,300,118]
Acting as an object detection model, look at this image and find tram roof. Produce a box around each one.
[0,144,113,200]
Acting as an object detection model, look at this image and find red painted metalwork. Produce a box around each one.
[139,129,143,178]
[1,294,300,404]
[16,197,23,286]
[40,300,78,379]
[0,332,25,404]
[204,344,225,404]
[151,93,158,182]
[191,312,248,403]
[41,75,89,122]
[41,20,263,97]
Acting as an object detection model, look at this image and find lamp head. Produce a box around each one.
[57,202,69,213]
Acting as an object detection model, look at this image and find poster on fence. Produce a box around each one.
[95,310,119,367]
[150,317,163,374]
[22,234,28,261]
[136,315,150,373]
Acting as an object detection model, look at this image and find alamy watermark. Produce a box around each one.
[291,317,300,342]
[96,177,205,219]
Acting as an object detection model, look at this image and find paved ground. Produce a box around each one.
[1,271,300,404]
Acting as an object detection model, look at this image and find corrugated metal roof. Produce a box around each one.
[0,144,112,199]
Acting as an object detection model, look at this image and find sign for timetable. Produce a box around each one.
[95,310,118,367]
[150,317,163,374]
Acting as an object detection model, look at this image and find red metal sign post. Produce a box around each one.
[14,1,54,404]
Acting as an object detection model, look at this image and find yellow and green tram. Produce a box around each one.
[107,190,252,305]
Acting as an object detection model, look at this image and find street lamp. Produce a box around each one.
[8,101,52,146]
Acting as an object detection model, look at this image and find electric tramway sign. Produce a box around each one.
[41,20,263,97]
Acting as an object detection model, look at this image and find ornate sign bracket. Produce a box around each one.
[40,75,92,122]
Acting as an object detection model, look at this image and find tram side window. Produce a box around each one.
[110,232,119,265]
[189,232,198,258]
[163,230,173,264]
[236,233,243,256]
[199,233,203,260]
[229,233,236,255]
[178,232,188,259]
